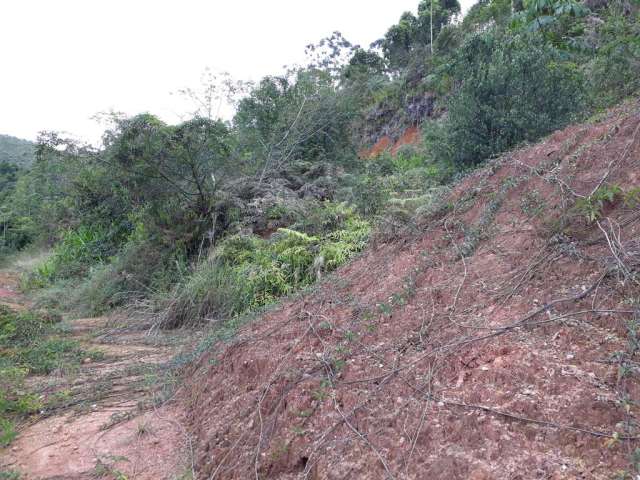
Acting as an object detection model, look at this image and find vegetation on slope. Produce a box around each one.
[0,0,638,330]
[183,98,640,479]
[0,0,639,477]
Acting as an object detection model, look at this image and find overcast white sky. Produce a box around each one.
[1,0,474,143]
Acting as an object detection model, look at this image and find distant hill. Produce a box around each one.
[0,134,35,167]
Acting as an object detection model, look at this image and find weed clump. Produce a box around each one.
[158,203,370,327]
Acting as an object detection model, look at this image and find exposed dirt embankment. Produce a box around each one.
[183,99,640,479]
[359,126,421,159]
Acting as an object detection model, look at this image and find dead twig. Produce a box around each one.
[430,395,640,441]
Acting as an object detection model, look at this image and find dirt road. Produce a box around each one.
[0,268,192,480]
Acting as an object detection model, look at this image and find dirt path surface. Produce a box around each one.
[0,269,192,480]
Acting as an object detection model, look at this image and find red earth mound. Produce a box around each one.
[182,100,640,479]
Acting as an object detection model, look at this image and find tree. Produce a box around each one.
[173,68,250,120]
[234,68,356,182]
[513,0,589,33]
[304,31,356,80]
[342,49,386,82]
[416,0,462,52]
[376,0,461,69]
[106,114,230,214]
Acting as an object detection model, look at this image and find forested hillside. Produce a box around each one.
[0,135,34,168]
[1,0,640,477]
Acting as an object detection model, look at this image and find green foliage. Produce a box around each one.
[0,305,93,375]
[392,146,426,172]
[574,184,623,222]
[0,471,21,480]
[0,418,17,447]
[343,49,386,82]
[0,134,35,168]
[160,204,370,326]
[377,0,462,69]
[0,305,57,346]
[437,30,585,167]
[234,68,358,176]
[0,162,35,254]
[0,305,101,446]
[4,0,638,340]
[31,226,109,283]
[462,0,513,30]
[624,187,640,209]
[587,7,640,107]
[512,0,589,33]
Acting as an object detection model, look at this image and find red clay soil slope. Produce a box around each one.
[182,99,640,479]
[359,126,421,159]
[390,126,420,156]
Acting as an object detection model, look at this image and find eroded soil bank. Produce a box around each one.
[183,101,640,479]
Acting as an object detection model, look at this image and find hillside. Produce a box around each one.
[182,99,640,479]
[0,134,34,168]
[1,0,639,478]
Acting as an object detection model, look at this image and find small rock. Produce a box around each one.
[82,357,92,364]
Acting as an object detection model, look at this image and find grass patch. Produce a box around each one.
[0,305,100,446]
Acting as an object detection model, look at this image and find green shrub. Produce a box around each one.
[587,7,640,107]
[26,226,109,287]
[574,184,623,223]
[0,305,102,446]
[438,29,585,167]
[0,305,57,347]
[16,338,89,375]
[0,305,94,375]
[70,238,185,316]
[392,146,425,172]
[159,204,371,327]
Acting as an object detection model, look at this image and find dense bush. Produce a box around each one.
[587,5,640,107]
[438,30,585,167]
[159,204,370,327]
